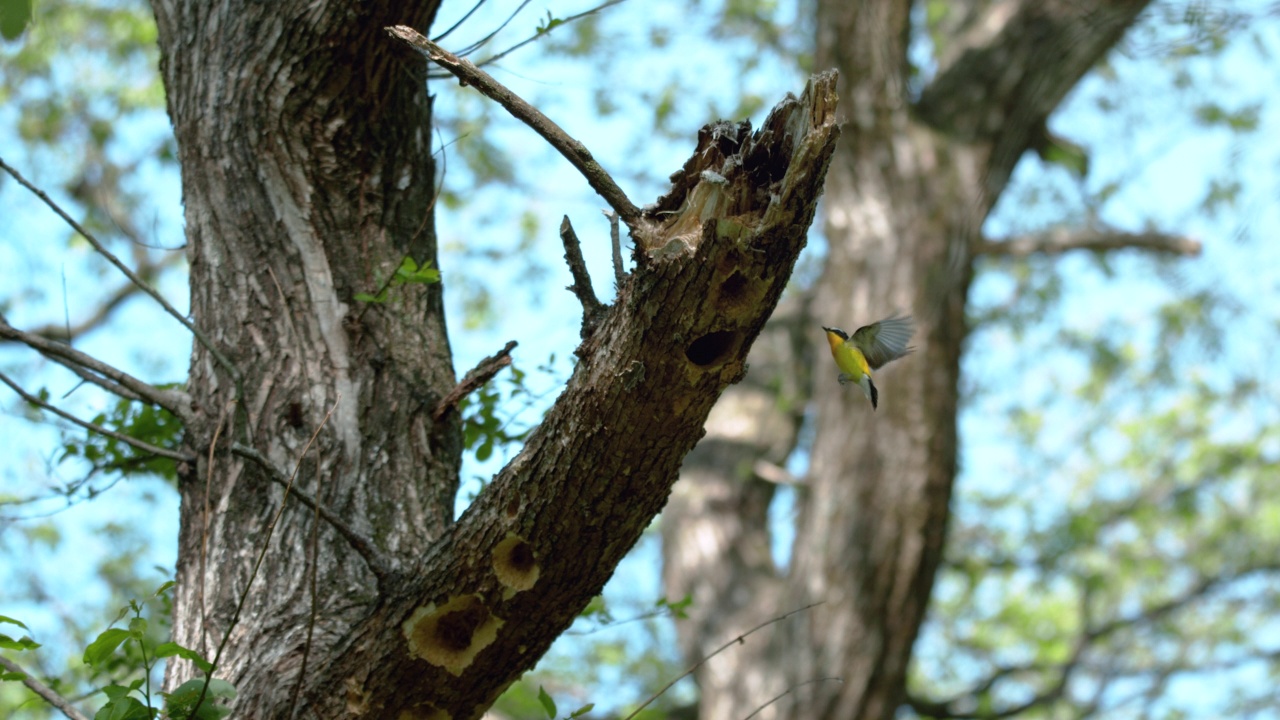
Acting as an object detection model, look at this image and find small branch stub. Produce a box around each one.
[559,215,607,340]
[433,341,518,421]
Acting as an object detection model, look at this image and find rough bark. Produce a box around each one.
[150,0,840,713]
[661,2,1153,719]
[152,0,458,712]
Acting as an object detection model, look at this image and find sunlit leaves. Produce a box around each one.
[59,393,183,483]
[353,256,442,304]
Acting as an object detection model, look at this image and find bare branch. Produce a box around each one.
[0,156,241,385]
[385,27,643,228]
[0,655,90,720]
[29,251,184,342]
[623,602,823,720]
[976,229,1202,259]
[0,369,194,463]
[230,442,391,584]
[603,208,625,289]
[559,216,607,338]
[0,314,191,420]
[432,340,518,421]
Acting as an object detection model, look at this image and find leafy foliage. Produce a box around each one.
[55,391,183,483]
[353,255,442,304]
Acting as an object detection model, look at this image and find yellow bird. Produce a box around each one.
[822,315,914,410]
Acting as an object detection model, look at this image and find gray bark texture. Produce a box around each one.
[148,0,841,715]
[660,1,1154,719]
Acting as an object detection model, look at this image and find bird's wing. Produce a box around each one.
[851,314,915,369]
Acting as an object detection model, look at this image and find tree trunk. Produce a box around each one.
[150,0,841,713]
[152,0,460,711]
[661,2,1153,718]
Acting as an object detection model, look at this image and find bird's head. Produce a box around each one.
[822,326,848,354]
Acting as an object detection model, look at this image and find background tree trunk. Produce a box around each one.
[662,2,1153,718]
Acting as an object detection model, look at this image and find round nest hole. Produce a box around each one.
[685,330,739,368]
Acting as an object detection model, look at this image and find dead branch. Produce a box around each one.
[559,216,607,338]
[603,207,625,289]
[431,340,518,420]
[385,26,642,229]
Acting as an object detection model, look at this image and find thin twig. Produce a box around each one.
[200,400,235,657]
[742,676,849,712]
[0,369,194,463]
[559,216,606,338]
[189,398,341,719]
[431,0,489,42]
[0,156,242,385]
[603,208,625,289]
[432,340,518,421]
[289,454,326,720]
[0,655,91,720]
[385,27,642,228]
[450,0,531,58]
[229,442,390,583]
[29,252,183,342]
[0,314,191,420]
[470,0,628,69]
[53,362,143,404]
[623,602,823,720]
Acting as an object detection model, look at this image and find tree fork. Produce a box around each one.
[295,70,841,720]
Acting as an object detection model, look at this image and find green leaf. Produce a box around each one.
[0,632,41,651]
[570,703,595,718]
[155,641,215,673]
[537,685,557,719]
[1,670,26,681]
[393,255,441,285]
[128,616,147,637]
[101,684,133,701]
[94,694,151,720]
[353,291,386,304]
[84,628,131,666]
[154,581,176,597]
[1038,135,1089,179]
[165,678,237,720]
[0,615,30,631]
[0,0,33,41]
